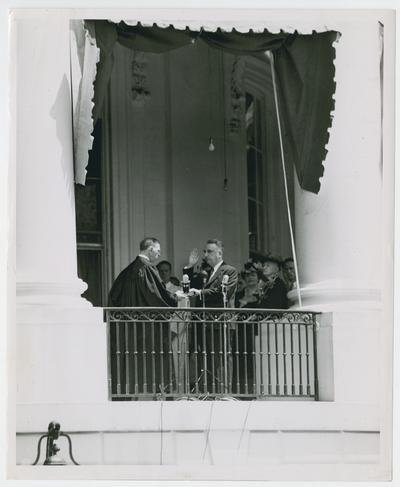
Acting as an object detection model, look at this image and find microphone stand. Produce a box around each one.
[198,272,230,398]
[200,277,207,394]
[221,282,229,395]
[180,278,191,395]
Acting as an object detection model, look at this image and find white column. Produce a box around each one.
[16,16,88,308]
[288,21,383,404]
[14,15,107,405]
[290,21,382,312]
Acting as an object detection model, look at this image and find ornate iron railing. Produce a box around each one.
[104,307,320,401]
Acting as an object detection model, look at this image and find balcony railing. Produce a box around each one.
[104,307,320,401]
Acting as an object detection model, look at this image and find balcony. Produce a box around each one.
[104,307,320,401]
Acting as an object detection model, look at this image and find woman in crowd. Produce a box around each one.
[258,255,289,309]
[236,254,289,310]
[235,262,262,308]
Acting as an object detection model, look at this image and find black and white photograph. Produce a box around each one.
[2,1,398,483]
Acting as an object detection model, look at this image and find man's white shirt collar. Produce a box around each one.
[138,253,150,261]
[209,260,223,280]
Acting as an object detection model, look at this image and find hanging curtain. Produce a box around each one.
[91,20,118,124]
[70,20,101,185]
[81,20,338,194]
[272,31,337,193]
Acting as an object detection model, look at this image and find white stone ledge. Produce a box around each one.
[10,461,387,481]
[16,279,91,308]
[288,280,382,312]
[16,400,380,433]
[16,304,104,324]
[16,429,380,468]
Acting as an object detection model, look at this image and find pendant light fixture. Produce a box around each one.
[208,137,215,151]
[207,46,215,152]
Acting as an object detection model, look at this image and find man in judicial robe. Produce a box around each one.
[108,237,179,399]
[108,239,177,308]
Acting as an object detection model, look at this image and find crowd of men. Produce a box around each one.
[108,237,296,311]
[107,237,297,396]
[235,255,296,310]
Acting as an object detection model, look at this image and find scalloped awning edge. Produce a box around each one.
[113,19,342,36]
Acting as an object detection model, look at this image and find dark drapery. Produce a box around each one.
[90,20,338,194]
[273,32,337,193]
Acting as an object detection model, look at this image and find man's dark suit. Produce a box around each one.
[259,276,289,309]
[184,261,238,308]
[184,262,238,393]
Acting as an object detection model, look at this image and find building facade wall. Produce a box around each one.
[107,40,293,280]
[12,9,394,480]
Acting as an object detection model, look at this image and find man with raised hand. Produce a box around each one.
[184,239,238,308]
[184,239,238,394]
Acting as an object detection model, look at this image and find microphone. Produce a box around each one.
[221,274,229,308]
[200,270,208,289]
[182,274,190,294]
[221,274,229,291]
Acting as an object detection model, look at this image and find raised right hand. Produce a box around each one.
[188,248,200,267]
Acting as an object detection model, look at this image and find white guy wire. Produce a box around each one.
[159,401,163,465]
[237,400,253,451]
[266,50,303,308]
[202,401,215,463]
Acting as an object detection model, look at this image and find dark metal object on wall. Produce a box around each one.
[32,421,79,466]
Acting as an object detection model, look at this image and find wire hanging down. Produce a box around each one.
[159,401,163,465]
[202,402,215,463]
[266,50,302,308]
[221,52,228,191]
